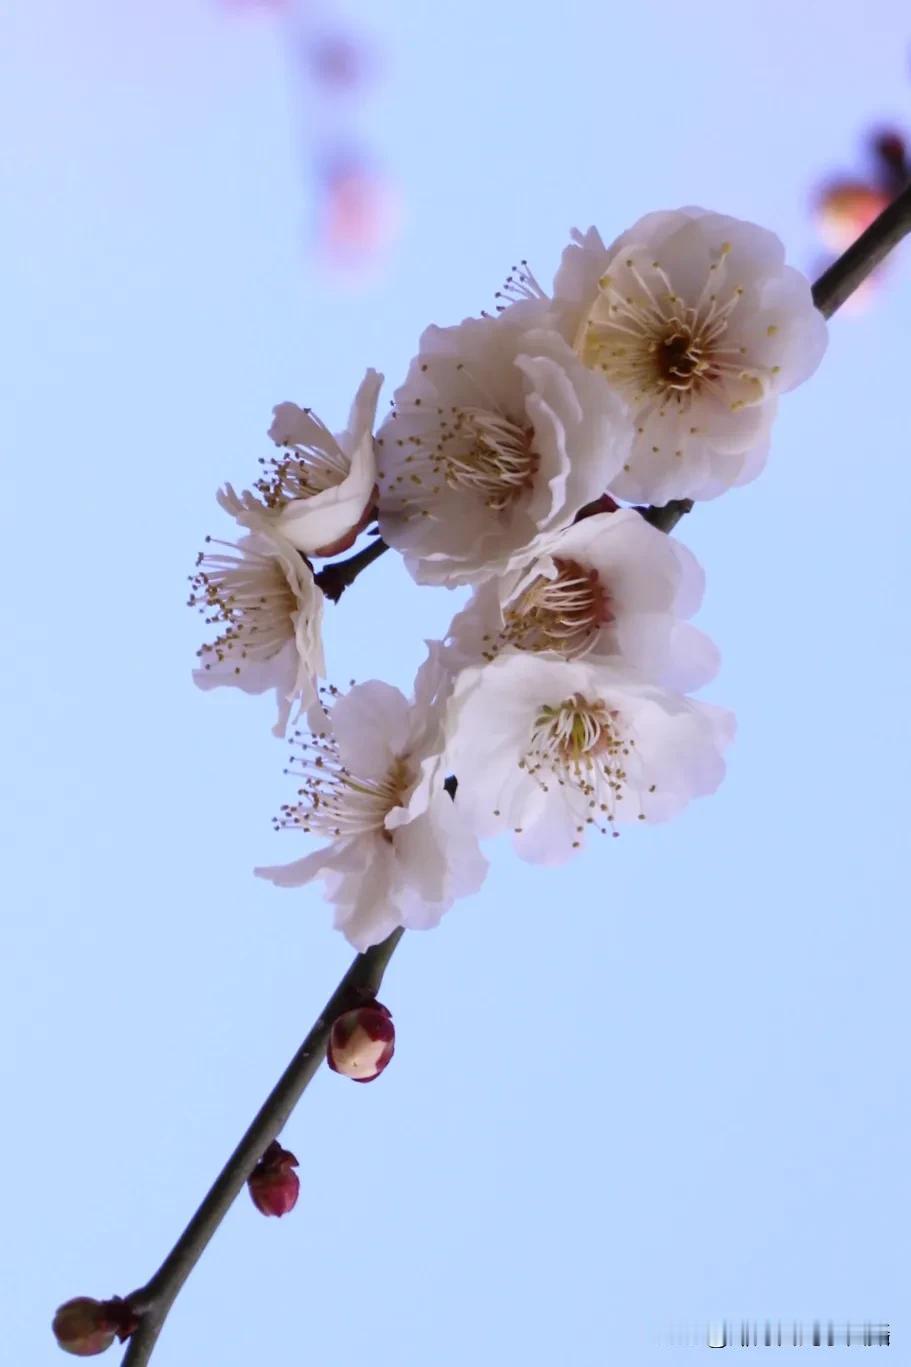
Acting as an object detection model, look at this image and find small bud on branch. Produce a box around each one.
[53,1297,138,1357]
[85,180,911,1367]
[247,1141,300,1216]
[328,1001,395,1082]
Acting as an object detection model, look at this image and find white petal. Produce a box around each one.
[255,838,361,889]
[273,370,382,556]
[377,316,631,586]
[330,681,413,781]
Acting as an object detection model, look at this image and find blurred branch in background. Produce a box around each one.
[813,116,910,309]
[218,0,400,279]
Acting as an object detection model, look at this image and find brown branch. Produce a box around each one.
[313,536,389,603]
[80,182,911,1367]
[118,929,403,1367]
[812,179,911,319]
[638,499,694,534]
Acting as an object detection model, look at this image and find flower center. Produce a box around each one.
[255,412,350,510]
[656,325,710,389]
[577,243,760,410]
[189,538,297,672]
[522,694,652,841]
[500,559,614,658]
[531,695,624,765]
[380,403,539,515]
[275,733,414,841]
[438,408,539,510]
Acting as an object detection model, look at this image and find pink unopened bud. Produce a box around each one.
[52,1296,137,1357]
[247,1140,300,1217]
[327,1000,395,1082]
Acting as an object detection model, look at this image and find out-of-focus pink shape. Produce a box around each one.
[306,33,372,90]
[214,1,402,279]
[317,153,400,274]
[814,181,889,313]
[815,181,890,254]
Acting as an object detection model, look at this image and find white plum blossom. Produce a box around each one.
[444,507,719,691]
[220,369,382,558]
[440,653,734,866]
[550,210,828,503]
[376,313,633,585]
[185,207,824,938]
[189,529,325,738]
[256,679,488,950]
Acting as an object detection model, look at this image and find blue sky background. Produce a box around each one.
[2,1,909,1362]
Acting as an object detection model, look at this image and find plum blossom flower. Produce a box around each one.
[440,653,734,865]
[551,210,827,503]
[256,679,488,949]
[220,369,382,557]
[189,528,324,737]
[376,314,632,586]
[444,508,718,691]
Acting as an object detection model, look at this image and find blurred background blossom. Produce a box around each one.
[813,124,909,307]
[218,0,400,277]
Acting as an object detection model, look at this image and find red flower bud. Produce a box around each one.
[52,1297,137,1357]
[327,1000,395,1082]
[247,1140,300,1217]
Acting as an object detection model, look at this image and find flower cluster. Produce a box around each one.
[191,209,826,948]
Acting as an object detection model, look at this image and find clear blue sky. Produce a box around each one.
[2,2,909,1362]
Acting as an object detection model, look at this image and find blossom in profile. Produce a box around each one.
[440,653,734,865]
[256,680,488,949]
[189,529,325,738]
[445,508,718,691]
[552,210,827,503]
[376,315,632,585]
[221,369,382,558]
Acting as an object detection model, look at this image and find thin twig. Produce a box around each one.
[638,499,694,534]
[812,180,911,318]
[313,535,389,603]
[103,184,911,1367]
[119,929,403,1367]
